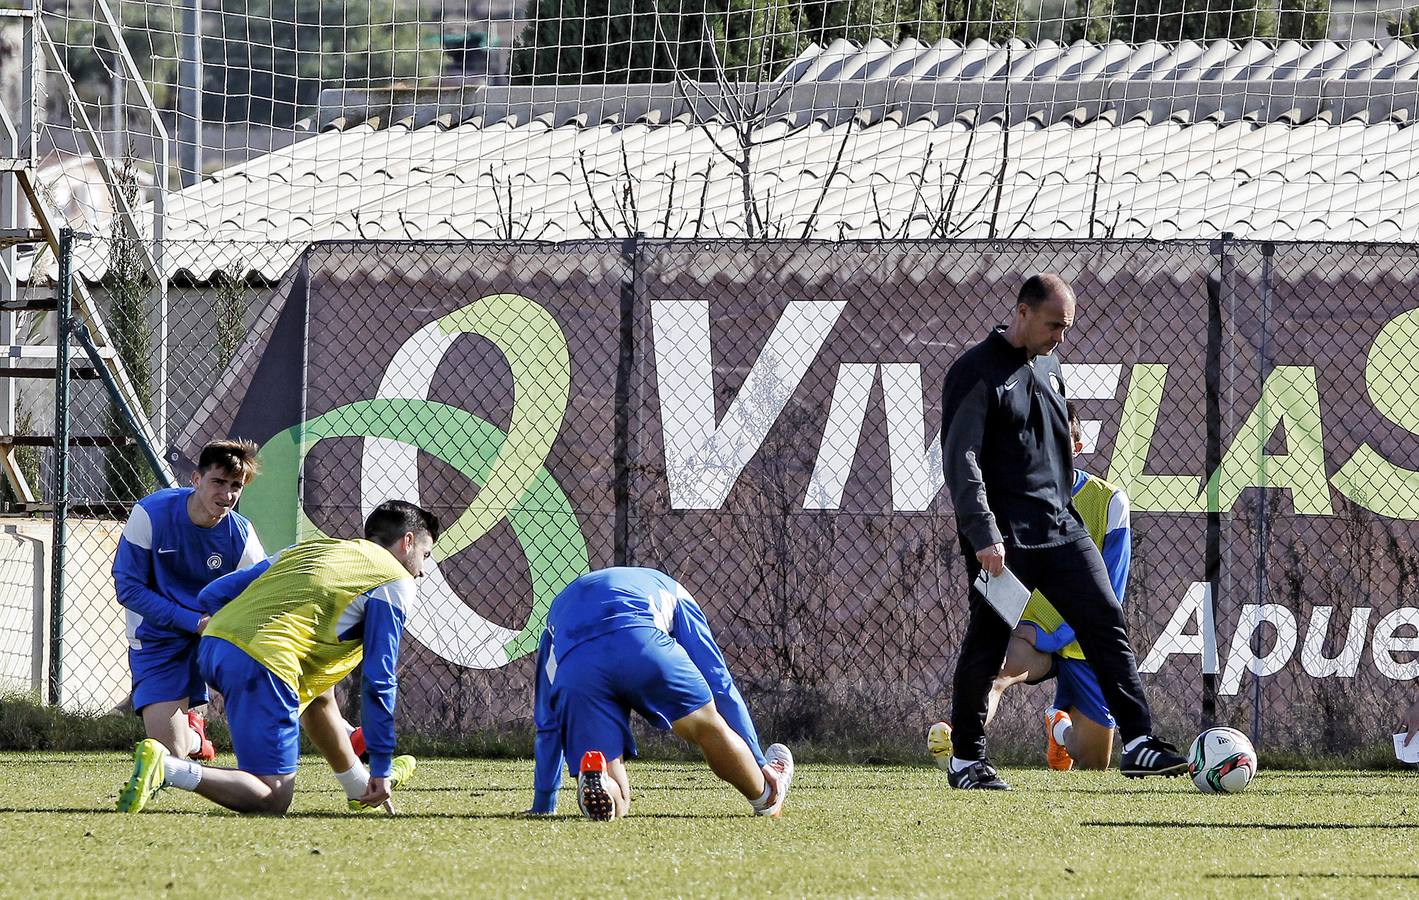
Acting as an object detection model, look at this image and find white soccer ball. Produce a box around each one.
[1187,727,1258,794]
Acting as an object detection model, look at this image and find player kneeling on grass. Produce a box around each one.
[117,500,439,815]
[929,402,1133,773]
[525,567,793,820]
[113,439,266,763]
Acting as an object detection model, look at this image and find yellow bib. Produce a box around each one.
[1019,474,1120,660]
[205,538,409,709]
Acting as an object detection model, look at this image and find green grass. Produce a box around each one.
[4,754,1419,897]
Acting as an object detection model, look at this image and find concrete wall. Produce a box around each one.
[0,521,47,699]
[0,516,130,713]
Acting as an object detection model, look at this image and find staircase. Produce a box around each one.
[0,162,171,509]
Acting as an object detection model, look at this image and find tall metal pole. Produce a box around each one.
[111,65,126,157]
[48,227,74,707]
[178,0,203,187]
[1202,237,1231,730]
[0,108,18,445]
[19,0,37,162]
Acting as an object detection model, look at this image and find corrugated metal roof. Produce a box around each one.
[776,37,1419,83]
[68,39,1419,281]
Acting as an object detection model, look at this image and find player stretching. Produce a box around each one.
[117,500,438,815]
[526,567,793,820]
[113,439,265,762]
[930,403,1130,771]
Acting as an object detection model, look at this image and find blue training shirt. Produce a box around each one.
[113,487,265,647]
[530,567,765,814]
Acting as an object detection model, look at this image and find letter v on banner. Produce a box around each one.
[653,299,848,509]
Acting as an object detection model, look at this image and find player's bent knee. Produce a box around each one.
[252,774,296,815]
[670,701,723,742]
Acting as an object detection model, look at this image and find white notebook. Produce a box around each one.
[973,566,1031,627]
[1394,732,1419,764]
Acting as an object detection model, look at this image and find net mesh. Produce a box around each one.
[24,235,1419,763]
[13,0,1419,277]
[7,2,1419,758]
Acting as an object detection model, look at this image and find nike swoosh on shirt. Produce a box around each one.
[1004,380,1018,390]
[156,548,177,554]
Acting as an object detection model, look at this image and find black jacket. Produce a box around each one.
[940,326,1088,553]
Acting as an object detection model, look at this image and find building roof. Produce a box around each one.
[67,38,1419,282]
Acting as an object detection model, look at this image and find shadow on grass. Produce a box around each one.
[1049,784,1415,798]
[0,807,742,821]
[1084,820,1419,830]
[1203,868,1419,874]
[1259,771,1418,780]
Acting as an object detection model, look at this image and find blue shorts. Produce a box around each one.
[551,627,713,777]
[1053,657,1116,729]
[130,635,207,712]
[197,637,301,775]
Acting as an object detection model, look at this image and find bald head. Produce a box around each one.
[1018,273,1075,308]
[1005,273,1075,357]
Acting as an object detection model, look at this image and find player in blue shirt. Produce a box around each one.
[112,439,264,761]
[526,567,794,820]
[117,500,434,816]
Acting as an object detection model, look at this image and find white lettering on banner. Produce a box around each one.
[802,363,946,511]
[882,363,944,512]
[1139,581,1218,675]
[1060,362,1122,454]
[804,363,874,510]
[1220,605,1299,695]
[1300,606,1372,677]
[1372,608,1419,680]
[1142,585,1419,691]
[645,307,1419,519]
[651,311,1130,511]
[653,299,847,509]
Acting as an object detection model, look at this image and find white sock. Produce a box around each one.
[750,780,773,812]
[162,757,203,792]
[1052,717,1072,746]
[334,762,369,800]
[949,756,977,774]
[1123,735,1150,754]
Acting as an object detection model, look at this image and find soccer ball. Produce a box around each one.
[1187,727,1258,794]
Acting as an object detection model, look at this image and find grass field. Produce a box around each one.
[2,753,1418,897]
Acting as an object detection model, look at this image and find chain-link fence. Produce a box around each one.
[26,235,1419,761]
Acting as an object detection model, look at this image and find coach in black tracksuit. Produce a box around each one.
[938,273,1185,790]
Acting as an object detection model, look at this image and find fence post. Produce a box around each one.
[1201,233,1233,729]
[48,227,74,707]
[1252,241,1274,748]
[613,233,642,566]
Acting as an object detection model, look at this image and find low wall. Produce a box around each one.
[0,517,128,713]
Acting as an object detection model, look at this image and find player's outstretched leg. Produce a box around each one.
[577,751,619,821]
[670,703,788,815]
[927,721,954,771]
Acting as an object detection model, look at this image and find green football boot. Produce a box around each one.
[117,738,168,813]
[348,754,417,813]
